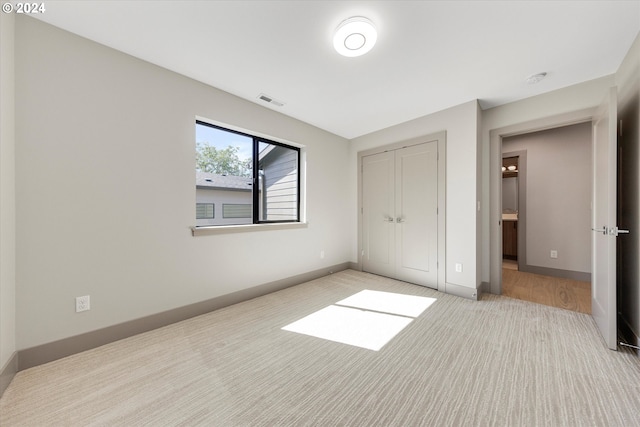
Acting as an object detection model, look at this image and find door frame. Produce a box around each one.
[357,131,447,292]
[489,109,595,294]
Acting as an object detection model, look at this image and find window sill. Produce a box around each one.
[191,222,308,236]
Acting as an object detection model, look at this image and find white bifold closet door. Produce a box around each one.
[362,141,438,288]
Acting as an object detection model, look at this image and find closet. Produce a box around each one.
[361,141,438,288]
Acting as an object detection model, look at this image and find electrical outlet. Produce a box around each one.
[550,250,558,259]
[455,263,463,273]
[320,250,325,259]
[76,295,90,312]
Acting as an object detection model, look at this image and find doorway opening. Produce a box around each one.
[490,110,595,312]
[501,153,522,272]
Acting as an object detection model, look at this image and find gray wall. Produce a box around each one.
[616,33,640,347]
[0,12,16,371]
[14,16,351,350]
[503,122,592,276]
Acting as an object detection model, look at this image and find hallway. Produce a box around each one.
[502,266,591,314]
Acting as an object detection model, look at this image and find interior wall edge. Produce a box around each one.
[445,281,480,301]
[348,261,360,271]
[18,263,350,371]
[0,8,17,379]
[479,281,491,294]
[0,351,17,398]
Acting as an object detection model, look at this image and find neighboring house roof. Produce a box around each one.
[259,144,276,161]
[196,172,252,191]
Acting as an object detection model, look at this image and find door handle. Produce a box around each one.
[384,217,395,222]
[396,217,405,223]
[591,226,631,236]
[611,227,630,236]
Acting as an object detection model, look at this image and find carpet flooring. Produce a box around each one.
[1,270,639,426]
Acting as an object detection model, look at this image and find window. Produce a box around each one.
[195,120,300,226]
[223,204,251,219]
[196,203,215,219]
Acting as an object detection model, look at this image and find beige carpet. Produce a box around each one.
[1,270,639,426]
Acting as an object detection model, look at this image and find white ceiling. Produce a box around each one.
[32,1,640,139]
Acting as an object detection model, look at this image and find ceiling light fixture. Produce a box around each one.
[526,72,547,84]
[333,17,377,57]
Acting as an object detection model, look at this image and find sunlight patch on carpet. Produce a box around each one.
[282,305,412,351]
[282,290,436,351]
[336,290,436,317]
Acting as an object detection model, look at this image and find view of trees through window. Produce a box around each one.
[195,121,300,227]
[196,125,252,177]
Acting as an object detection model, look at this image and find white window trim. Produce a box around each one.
[191,222,308,237]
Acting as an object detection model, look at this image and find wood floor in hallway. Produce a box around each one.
[502,266,591,314]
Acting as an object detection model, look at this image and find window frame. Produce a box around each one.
[195,120,301,229]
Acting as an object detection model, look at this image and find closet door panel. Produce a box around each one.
[395,142,438,287]
[362,151,396,278]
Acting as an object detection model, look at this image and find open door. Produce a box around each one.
[591,87,618,350]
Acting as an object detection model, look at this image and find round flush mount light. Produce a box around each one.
[333,17,377,57]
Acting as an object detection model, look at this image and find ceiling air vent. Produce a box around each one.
[258,93,285,107]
